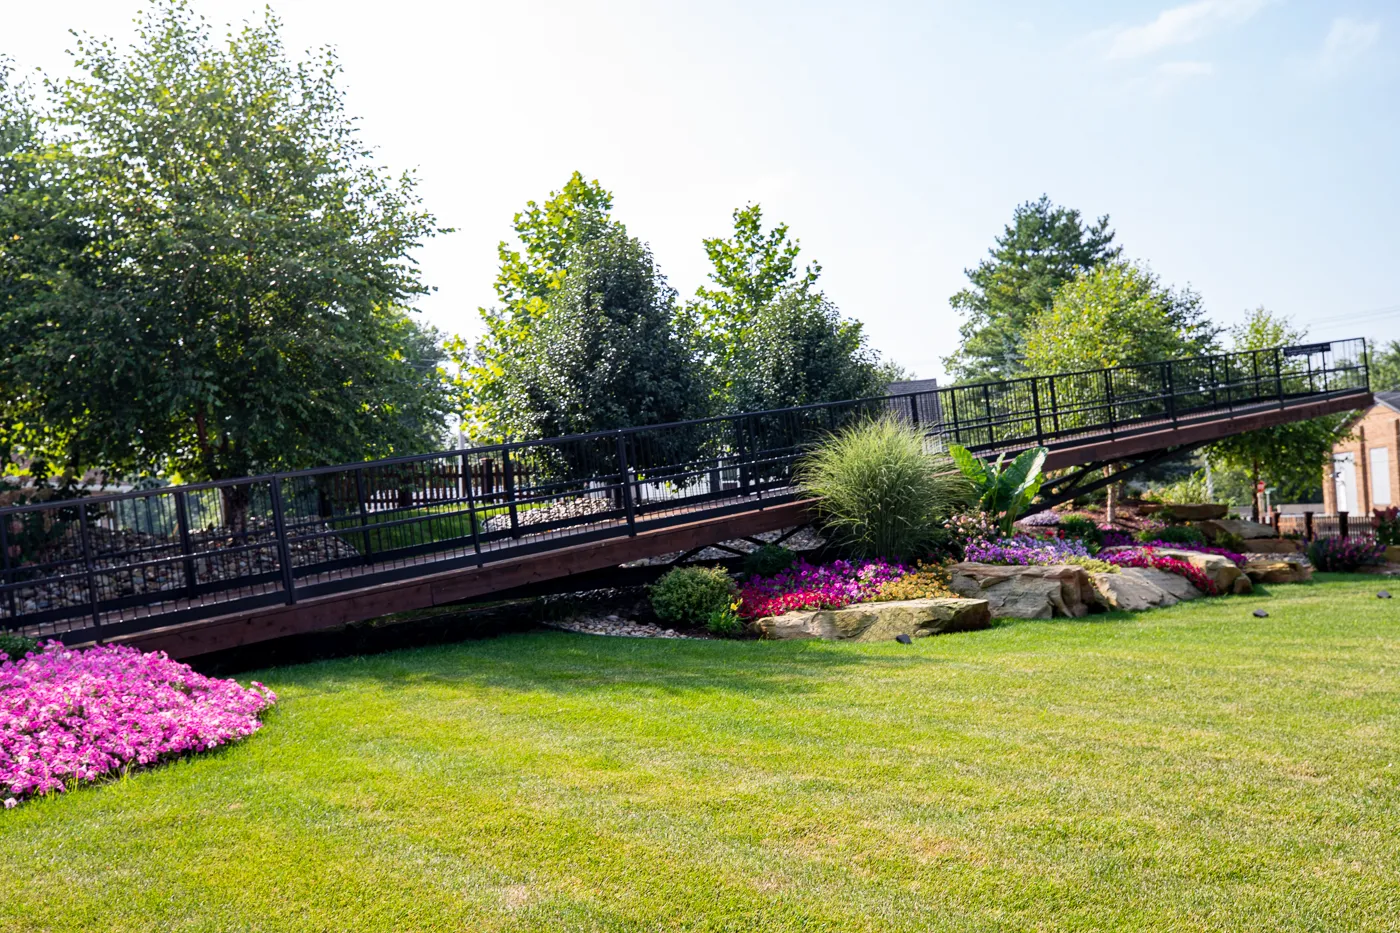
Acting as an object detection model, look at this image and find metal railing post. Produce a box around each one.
[354,468,373,564]
[76,503,103,640]
[0,514,16,622]
[462,452,483,564]
[1048,377,1061,437]
[269,477,297,604]
[1304,510,1314,540]
[616,433,637,535]
[1274,347,1285,408]
[502,446,520,538]
[175,490,198,598]
[1339,511,1350,539]
[1164,361,1177,424]
[1030,379,1044,444]
[949,390,961,446]
[1103,370,1116,434]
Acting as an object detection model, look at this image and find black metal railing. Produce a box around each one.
[0,338,1369,643]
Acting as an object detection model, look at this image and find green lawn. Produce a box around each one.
[3,576,1399,931]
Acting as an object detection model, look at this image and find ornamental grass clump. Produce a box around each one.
[797,418,973,561]
[1306,537,1386,572]
[738,558,907,619]
[1,642,276,805]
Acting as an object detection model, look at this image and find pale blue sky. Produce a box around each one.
[5,0,1397,381]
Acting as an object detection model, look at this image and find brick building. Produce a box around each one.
[1323,390,1400,514]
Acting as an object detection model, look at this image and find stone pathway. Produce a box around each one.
[544,615,699,639]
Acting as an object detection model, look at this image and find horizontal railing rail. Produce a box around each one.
[0,338,1370,643]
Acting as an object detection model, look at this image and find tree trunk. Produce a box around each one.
[1105,465,1117,525]
[1250,458,1262,523]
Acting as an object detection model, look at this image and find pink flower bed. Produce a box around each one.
[1,642,276,805]
[738,559,907,619]
[1103,547,1220,596]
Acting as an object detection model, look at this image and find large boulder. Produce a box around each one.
[1196,518,1278,542]
[1149,548,1243,593]
[752,597,991,641]
[949,563,1097,619]
[1243,557,1313,584]
[1091,567,1204,611]
[1242,538,1302,555]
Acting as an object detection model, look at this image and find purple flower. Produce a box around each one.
[964,535,1090,566]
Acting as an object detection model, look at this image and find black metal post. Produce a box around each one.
[76,503,103,640]
[1339,511,1349,539]
[355,468,373,564]
[1274,347,1285,408]
[175,490,198,598]
[462,452,483,564]
[908,394,920,428]
[616,433,636,534]
[269,477,297,604]
[1048,377,1061,437]
[0,514,16,622]
[502,448,520,538]
[981,384,993,446]
[1030,378,1044,444]
[949,390,961,445]
[1104,370,1116,434]
[1164,361,1177,423]
[1304,510,1314,540]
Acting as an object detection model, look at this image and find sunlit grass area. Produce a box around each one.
[2,576,1398,931]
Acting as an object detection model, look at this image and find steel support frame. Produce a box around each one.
[1027,438,1215,513]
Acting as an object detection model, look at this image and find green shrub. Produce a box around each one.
[1137,524,1205,545]
[742,544,796,579]
[0,633,39,662]
[1057,515,1103,552]
[650,566,735,626]
[704,603,745,637]
[797,417,974,560]
[1214,531,1247,552]
[1144,471,1211,505]
[948,443,1048,535]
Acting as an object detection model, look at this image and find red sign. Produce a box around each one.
[1256,481,1266,493]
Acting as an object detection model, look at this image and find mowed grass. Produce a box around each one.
[3,577,1399,932]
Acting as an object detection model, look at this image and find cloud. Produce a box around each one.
[1157,60,1216,77]
[1315,17,1380,75]
[1107,0,1271,60]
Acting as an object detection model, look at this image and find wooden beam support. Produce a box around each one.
[113,500,813,659]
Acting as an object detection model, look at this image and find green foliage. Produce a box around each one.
[1206,309,1353,515]
[1374,509,1399,547]
[742,544,797,579]
[1368,339,1400,392]
[948,444,1048,535]
[1144,471,1212,505]
[726,291,886,413]
[1,4,450,484]
[480,229,707,444]
[1138,524,1207,546]
[0,632,38,662]
[704,602,746,638]
[650,566,735,627]
[797,418,974,560]
[945,196,1120,382]
[1057,515,1104,551]
[451,172,616,438]
[1020,261,1219,375]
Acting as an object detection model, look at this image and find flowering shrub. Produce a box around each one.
[1102,547,1220,595]
[871,562,955,601]
[1,642,276,804]
[948,510,1001,552]
[738,559,907,618]
[1306,537,1386,572]
[1375,507,1400,547]
[964,535,1091,565]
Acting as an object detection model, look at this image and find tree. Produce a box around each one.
[1,3,451,490]
[945,195,1120,383]
[690,204,887,413]
[450,172,616,437]
[1206,308,1353,519]
[1369,339,1400,391]
[1020,261,1220,374]
[493,229,707,444]
[727,292,886,413]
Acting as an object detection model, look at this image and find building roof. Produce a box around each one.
[1376,390,1400,414]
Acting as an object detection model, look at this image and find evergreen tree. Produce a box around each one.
[945,196,1119,382]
